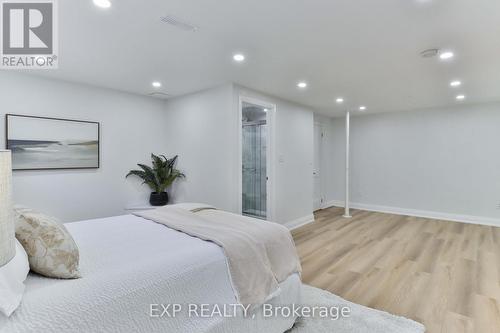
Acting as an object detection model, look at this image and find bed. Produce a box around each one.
[0,207,302,333]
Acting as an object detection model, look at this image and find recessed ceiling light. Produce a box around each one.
[359,106,367,111]
[233,54,245,62]
[297,82,308,89]
[456,95,465,100]
[336,98,344,104]
[450,80,461,87]
[439,51,454,60]
[152,81,162,88]
[93,0,111,8]
[263,108,269,112]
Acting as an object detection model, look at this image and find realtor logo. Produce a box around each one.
[1,0,58,68]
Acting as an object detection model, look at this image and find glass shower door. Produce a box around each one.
[242,122,267,219]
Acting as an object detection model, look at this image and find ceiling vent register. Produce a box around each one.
[160,15,199,32]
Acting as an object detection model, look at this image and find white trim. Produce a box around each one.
[124,205,156,211]
[284,214,315,230]
[238,95,276,221]
[324,200,500,227]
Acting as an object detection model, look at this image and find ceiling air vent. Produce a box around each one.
[147,92,170,99]
[420,48,439,58]
[160,15,199,32]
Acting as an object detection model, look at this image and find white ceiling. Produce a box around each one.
[31,0,500,116]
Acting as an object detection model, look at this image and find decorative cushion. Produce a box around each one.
[0,240,30,317]
[14,208,80,279]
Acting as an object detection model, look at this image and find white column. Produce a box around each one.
[343,112,352,218]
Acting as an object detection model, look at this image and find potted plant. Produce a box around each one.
[126,154,185,206]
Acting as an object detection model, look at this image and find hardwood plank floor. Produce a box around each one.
[292,207,500,333]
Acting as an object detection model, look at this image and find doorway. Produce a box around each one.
[313,122,324,211]
[239,97,275,220]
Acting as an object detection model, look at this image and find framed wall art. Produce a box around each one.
[6,114,100,171]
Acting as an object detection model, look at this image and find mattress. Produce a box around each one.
[0,213,302,333]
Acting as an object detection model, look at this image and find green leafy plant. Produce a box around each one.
[126,154,185,193]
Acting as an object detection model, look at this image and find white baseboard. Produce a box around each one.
[284,214,315,230]
[324,200,500,228]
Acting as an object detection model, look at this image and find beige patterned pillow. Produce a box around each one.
[14,208,80,279]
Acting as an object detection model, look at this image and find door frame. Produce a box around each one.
[313,121,325,211]
[238,95,276,221]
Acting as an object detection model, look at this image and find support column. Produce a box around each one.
[343,111,352,218]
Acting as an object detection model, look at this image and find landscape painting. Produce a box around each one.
[6,114,99,170]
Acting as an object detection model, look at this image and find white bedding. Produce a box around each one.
[0,214,301,333]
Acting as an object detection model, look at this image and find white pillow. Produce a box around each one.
[0,239,29,317]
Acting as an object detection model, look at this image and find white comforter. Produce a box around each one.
[0,213,301,333]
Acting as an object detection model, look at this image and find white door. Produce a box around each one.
[313,123,323,211]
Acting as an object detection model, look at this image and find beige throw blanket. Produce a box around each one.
[134,205,302,305]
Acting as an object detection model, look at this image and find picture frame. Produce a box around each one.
[5,114,100,171]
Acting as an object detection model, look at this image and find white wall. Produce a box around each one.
[6,72,496,227]
[0,73,167,222]
[162,84,315,226]
[0,75,316,225]
[324,103,500,224]
[161,84,238,212]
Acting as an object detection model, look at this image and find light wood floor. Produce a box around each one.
[292,207,500,333]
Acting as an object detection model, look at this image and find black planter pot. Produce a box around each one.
[149,192,169,206]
